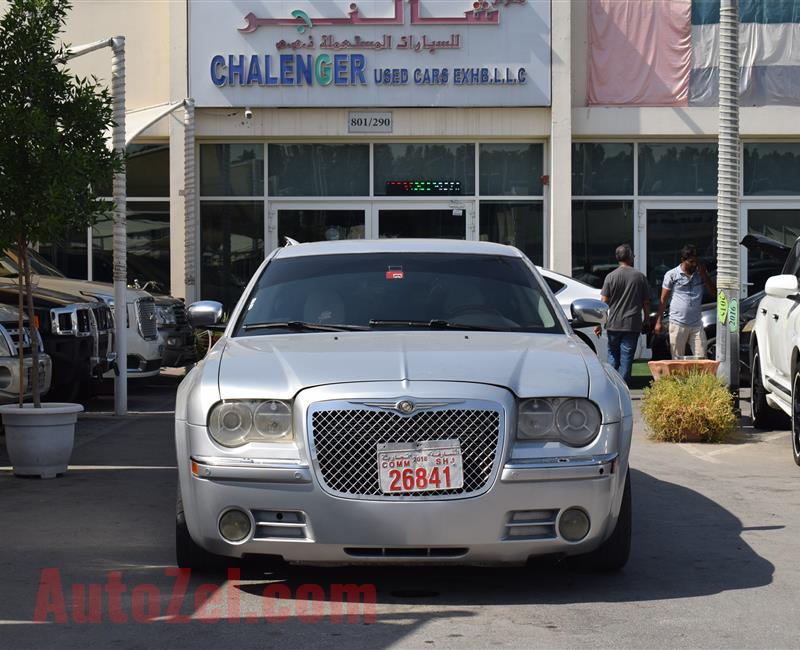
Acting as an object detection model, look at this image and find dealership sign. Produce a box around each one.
[188,0,551,107]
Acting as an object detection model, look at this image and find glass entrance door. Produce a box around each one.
[268,203,367,251]
[375,203,473,240]
[639,203,718,304]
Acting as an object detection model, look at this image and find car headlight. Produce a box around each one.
[156,304,176,326]
[208,400,294,447]
[517,398,602,447]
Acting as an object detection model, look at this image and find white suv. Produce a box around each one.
[750,236,800,464]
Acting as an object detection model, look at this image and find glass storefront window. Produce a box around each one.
[748,209,800,294]
[268,144,369,196]
[645,208,717,303]
[277,209,365,244]
[744,143,800,195]
[94,143,170,198]
[572,201,634,288]
[479,144,543,196]
[37,229,89,279]
[200,201,264,310]
[572,143,633,196]
[127,144,170,197]
[374,143,475,196]
[638,143,718,196]
[92,202,171,290]
[200,144,264,196]
[479,202,544,265]
[378,209,466,239]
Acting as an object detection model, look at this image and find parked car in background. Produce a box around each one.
[0,286,114,401]
[130,280,196,368]
[749,234,800,464]
[0,249,163,378]
[0,305,52,403]
[176,239,632,571]
[539,268,609,361]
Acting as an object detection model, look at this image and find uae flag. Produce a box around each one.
[588,0,800,106]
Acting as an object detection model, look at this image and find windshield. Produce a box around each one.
[0,249,66,279]
[235,252,562,335]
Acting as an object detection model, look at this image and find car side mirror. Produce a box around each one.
[764,274,799,299]
[570,298,608,328]
[187,301,224,328]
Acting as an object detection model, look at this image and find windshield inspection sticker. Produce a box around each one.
[386,266,404,280]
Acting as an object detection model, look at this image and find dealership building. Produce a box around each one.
[40,0,800,308]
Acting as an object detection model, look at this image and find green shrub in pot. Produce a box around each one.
[642,371,737,443]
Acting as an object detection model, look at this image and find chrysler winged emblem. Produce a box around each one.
[349,398,461,414]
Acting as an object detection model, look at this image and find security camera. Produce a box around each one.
[244,107,253,120]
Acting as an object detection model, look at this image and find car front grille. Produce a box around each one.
[309,403,503,500]
[136,298,158,340]
[91,304,113,332]
[172,302,187,327]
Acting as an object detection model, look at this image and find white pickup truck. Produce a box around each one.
[0,250,162,379]
[749,236,800,465]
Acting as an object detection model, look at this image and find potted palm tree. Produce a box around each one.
[0,0,120,477]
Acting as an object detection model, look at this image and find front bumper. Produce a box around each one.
[159,327,195,367]
[178,421,628,566]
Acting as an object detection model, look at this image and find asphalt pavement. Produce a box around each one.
[0,377,798,649]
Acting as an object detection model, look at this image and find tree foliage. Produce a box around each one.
[0,0,121,405]
[0,0,119,243]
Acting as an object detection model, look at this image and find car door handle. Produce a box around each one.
[772,314,780,321]
[761,308,767,315]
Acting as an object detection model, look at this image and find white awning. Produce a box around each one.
[106,101,185,149]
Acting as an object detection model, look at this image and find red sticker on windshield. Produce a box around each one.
[386,267,404,280]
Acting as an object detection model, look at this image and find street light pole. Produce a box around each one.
[67,36,127,416]
[111,36,127,416]
[716,0,740,396]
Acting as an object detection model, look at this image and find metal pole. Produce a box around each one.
[111,36,127,416]
[183,98,197,304]
[716,0,740,395]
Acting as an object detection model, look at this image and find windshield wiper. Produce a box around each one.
[368,319,501,332]
[242,321,368,332]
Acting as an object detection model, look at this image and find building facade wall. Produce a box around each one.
[11,0,797,310]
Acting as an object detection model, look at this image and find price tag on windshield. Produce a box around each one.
[386,266,404,280]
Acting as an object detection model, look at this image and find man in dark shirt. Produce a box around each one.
[597,244,651,385]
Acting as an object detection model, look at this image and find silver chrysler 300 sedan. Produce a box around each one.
[175,239,633,570]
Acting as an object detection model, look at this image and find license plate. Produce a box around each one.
[377,439,464,494]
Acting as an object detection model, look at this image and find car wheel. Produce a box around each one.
[706,337,716,360]
[792,370,800,467]
[176,490,227,572]
[571,471,631,572]
[751,349,789,430]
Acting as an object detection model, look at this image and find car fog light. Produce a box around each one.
[558,508,590,542]
[219,509,251,542]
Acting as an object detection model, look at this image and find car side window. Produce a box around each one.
[544,277,565,295]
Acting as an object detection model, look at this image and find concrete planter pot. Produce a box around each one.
[0,403,83,478]
[648,359,721,381]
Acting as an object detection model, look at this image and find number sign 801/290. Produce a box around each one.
[348,111,393,134]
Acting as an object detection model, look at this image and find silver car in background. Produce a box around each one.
[176,240,633,570]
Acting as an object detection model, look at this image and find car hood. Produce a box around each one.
[8,276,153,303]
[216,331,590,400]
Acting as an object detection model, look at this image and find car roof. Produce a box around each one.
[273,238,526,259]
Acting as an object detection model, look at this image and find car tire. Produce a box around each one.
[571,471,631,572]
[751,349,790,430]
[792,370,800,467]
[175,490,228,572]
